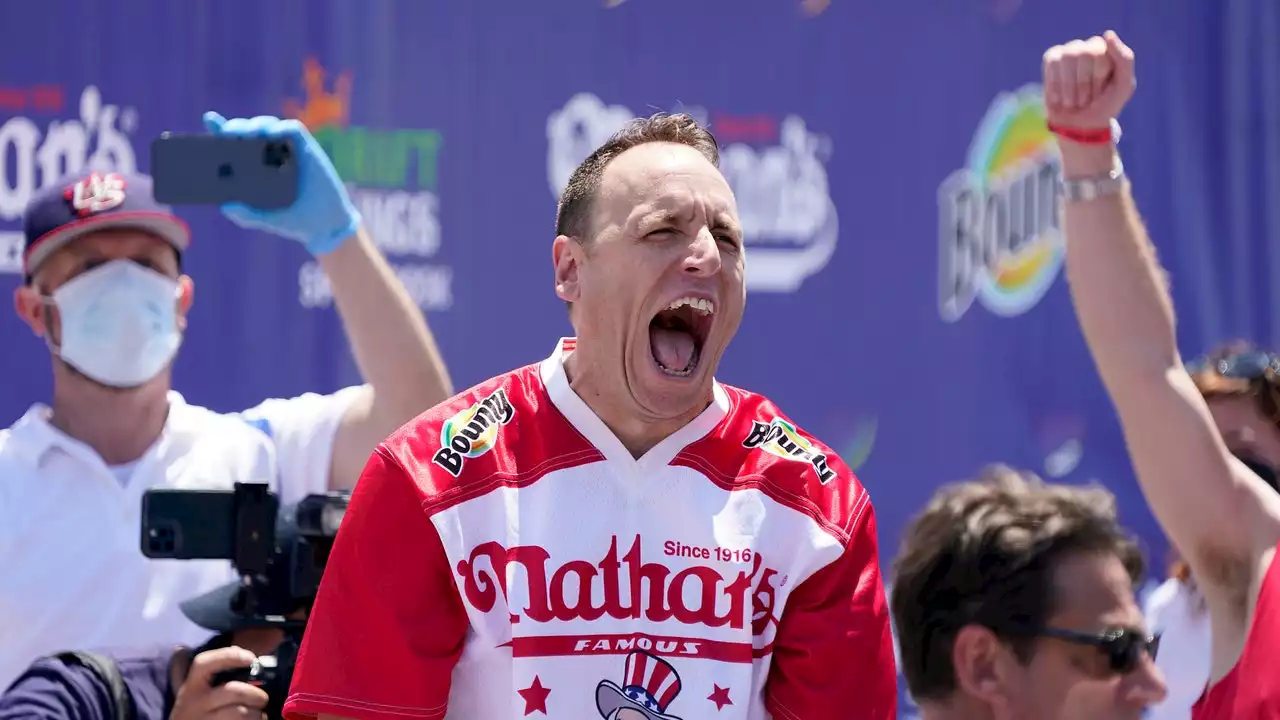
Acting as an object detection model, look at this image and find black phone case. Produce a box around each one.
[139,488,237,560]
[150,133,300,210]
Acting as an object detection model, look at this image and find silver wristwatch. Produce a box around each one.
[1060,155,1126,202]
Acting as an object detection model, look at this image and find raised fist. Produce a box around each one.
[1042,30,1136,132]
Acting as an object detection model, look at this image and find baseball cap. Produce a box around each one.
[21,170,190,280]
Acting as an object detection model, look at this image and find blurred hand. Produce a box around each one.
[1041,30,1136,131]
[201,111,362,256]
[170,646,269,720]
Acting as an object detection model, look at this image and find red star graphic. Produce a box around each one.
[708,684,733,711]
[518,675,551,716]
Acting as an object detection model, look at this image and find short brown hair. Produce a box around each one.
[554,112,720,242]
[890,465,1144,702]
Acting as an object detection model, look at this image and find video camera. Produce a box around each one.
[140,483,349,718]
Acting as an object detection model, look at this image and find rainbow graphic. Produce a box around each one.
[440,403,502,458]
[938,84,1064,321]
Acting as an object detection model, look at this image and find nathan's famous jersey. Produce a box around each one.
[284,338,897,720]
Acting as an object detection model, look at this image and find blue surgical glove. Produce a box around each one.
[202,111,361,256]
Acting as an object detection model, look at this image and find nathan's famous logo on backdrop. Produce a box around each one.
[0,85,139,275]
[546,93,839,293]
[432,388,516,477]
[937,84,1063,322]
[743,418,837,484]
[283,58,451,312]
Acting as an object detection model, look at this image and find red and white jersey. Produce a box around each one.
[285,338,897,720]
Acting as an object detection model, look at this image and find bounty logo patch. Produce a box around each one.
[433,389,516,477]
[743,418,837,484]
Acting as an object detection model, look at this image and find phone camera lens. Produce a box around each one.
[263,142,291,168]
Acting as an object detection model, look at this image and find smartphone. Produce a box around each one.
[140,485,279,561]
[151,133,299,210]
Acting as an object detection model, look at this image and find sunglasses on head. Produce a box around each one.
[1187,349,1280,488]
[1029,626,1161,674]
[1188,349,1280,380]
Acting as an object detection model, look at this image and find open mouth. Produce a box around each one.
[648,296,715,378]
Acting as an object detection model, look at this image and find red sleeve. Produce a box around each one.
[283,447,468,720]
[764,500,898,720]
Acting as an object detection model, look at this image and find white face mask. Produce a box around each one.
[47,259,183,388]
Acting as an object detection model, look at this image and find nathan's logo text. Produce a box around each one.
[743,418,837,484]
[432,389,515,476]
[0,85,138,274]
[938,85,1063,322]
[545,93,838,293]
[457,535,784,637]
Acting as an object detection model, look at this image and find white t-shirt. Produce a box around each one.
[284,338,899,720]
[1144,576,1212,720]
[0,387,361,690]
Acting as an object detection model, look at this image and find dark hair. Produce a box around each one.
[554,112,720,242]
[890,465,1144,702]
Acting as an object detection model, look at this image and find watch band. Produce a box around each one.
[1060,155,1126,202]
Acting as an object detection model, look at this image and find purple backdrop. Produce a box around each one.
[3,1,1277,714]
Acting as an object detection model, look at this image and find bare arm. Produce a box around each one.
[318,227,453,488]
[1051,33,1280,595]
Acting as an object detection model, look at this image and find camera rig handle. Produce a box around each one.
[231,482,278,578]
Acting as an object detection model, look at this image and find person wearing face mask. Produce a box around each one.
[0,112,453,690]
[281,113,897,720]
[1142,344,1280,720]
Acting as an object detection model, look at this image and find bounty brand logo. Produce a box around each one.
[937,84,1063,322]
[283,58,452,312]
[0,85,138,274]
[743,418,837,484]
[432,389,516,477]
[546,93,838,293]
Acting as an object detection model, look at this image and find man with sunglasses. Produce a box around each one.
[1049,30,1280,718]
[890,465,1166,719]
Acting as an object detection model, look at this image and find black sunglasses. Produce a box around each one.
[1034,627,1161,674]
[1188,349,1280,380]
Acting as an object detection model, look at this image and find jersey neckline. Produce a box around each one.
[538,337,730,474]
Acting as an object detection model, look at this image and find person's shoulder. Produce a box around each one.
[0,655,110,719]
[683,384,873,545]
[377,363,602,514]
[1144,577,1201,624]
[230,386,367,440]
[0,427,27,480]
[173,396,276,448]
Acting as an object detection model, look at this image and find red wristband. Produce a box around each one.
[1046,121,1114,145]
